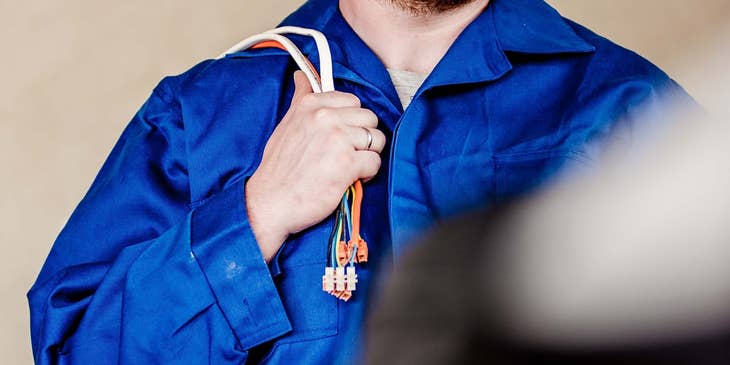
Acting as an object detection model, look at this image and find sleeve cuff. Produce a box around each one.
[190,179,291,349]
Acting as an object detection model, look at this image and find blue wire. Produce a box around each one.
[342,194,352,241]
[342,193,360,266]
[331,194,348,267]
[331,192,361,267]
[331,207,342,266]
[349,242,357,267]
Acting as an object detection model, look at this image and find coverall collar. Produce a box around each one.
[275,0,595,111]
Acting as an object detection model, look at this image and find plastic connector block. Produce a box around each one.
[345,266,358,291]
[335,267,346,291]
[322,267,335,292]
[322,266,358,301]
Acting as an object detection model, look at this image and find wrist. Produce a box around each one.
[245,175,289,262]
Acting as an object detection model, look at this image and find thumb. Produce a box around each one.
[292,70,314,104]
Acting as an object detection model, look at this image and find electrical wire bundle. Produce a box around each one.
[323,183,369,301]
[218,27,369,302]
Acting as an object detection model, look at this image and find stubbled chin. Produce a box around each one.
[386,0,481,15]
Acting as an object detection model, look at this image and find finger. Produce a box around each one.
[345,127,386,153]
[353,150,382,181]
[292,70,314,104]
[314,107,378,129]
[301,91,361,109]
[336,107,379,128]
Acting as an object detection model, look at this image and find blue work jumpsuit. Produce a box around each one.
[28,0,691,363]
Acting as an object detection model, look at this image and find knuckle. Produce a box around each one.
[374,129,386,141]
[370,152,382,170]
[343,152,356,166]
[368,130,385,153]
[299,93,318,106]
[325,176,341,191]
[364,110,379,127]
[331,150,353,166]
[313,108,334,123]
[341,93,361,107]
[328,124,346,141]
[322,177,344,198]
[358,152,381,178]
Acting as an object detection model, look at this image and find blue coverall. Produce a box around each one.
[28,0,690,363]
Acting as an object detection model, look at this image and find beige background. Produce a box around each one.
[1,1,728,363]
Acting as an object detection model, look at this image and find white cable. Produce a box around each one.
[216,33,322,93]
[265,27,334,93]
[216,27,334,93]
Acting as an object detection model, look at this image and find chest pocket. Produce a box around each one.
[424,149,591,218]
[494,149,592,201]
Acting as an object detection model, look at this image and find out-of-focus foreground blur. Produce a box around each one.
[367,74,730,364]
[1,1,729,363]
[367,7,730,364]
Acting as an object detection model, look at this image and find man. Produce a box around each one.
[28,0,690,363]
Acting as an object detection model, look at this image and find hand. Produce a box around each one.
[246,71,386,262]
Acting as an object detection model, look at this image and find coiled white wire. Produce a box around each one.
[216,26,334,93]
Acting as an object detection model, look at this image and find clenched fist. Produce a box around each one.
[246,71,386,261]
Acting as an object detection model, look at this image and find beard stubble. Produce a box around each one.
[386,0,479,15]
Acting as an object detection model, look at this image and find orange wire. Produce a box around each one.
[351,180,363,240]
[252,41,321,84]
[251,40,285,50]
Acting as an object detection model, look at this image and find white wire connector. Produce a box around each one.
[322,266,358,297]
[345,266,357,291]
[322,267,335,292]
[335,267,346,291]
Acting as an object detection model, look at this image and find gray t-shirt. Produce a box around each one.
[386,68,429,109]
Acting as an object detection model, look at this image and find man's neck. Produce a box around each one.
[339,0,489,74]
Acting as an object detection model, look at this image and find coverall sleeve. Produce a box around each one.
[27,79,292,364]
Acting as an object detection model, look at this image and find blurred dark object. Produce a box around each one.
[365,209,730,365]
[365,103,730,364]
